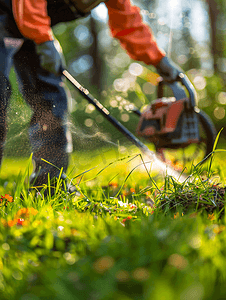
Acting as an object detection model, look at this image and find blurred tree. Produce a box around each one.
[90,15,102,91]
[206,0,219,72]
[180,6,201,70]
[206,0,226,74]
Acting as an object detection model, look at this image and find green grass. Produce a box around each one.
[1,146,226,300]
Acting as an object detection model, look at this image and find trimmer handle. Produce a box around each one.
[157,72,197,108]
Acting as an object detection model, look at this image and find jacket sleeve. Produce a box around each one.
[12,0,53,44]
[106,0,165,66]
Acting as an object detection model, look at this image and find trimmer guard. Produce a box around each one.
[136,97,200,149]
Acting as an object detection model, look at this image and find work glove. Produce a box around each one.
[156,56,183,83]
[36,39,65,76]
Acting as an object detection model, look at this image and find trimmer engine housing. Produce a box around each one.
[136,96,200,149]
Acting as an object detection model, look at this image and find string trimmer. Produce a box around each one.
[136,73,216,165]
[62,70,216,180]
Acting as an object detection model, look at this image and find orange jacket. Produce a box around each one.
[12,0,165,66]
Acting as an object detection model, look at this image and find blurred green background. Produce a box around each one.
[5,0,226,158]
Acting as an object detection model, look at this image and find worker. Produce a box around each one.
[0,0,182,193]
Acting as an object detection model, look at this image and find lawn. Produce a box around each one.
[1,143,226,300]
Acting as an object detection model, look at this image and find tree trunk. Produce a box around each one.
[90,15,102,94]
[206,0,219,73]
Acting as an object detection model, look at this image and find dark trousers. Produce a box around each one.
[0,24,70,187]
